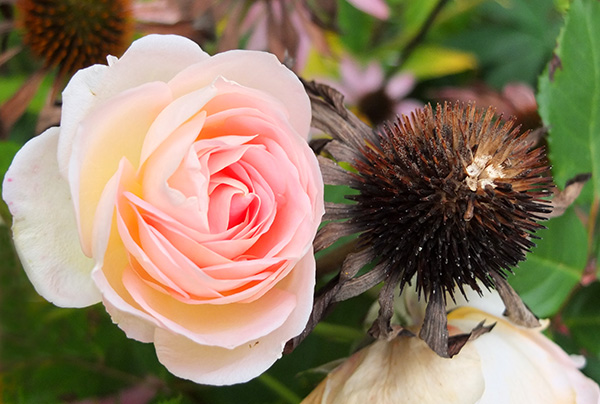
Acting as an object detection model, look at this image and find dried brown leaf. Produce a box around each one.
[0,68,46,139]
[545,173,591,218]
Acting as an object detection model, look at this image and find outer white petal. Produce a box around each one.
[2,128,100,307]
[58,34,210,177]
[446,287,507,320]
[97,34,209,100]
[58,64,108,178]
[450,309,600,404]
[168,49,311,140]
[94,269,160,344]
[154,251,316,385]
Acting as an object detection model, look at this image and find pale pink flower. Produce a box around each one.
[346,0,389,20]
[3,34,324,385]
[330,57,422,124]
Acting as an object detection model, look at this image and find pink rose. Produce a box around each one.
[3,34,324,385]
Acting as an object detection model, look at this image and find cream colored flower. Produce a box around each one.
[302,291,600,404]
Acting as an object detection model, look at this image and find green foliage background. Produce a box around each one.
[1,0,599,402]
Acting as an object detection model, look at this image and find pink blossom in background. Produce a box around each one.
[133,0,182,25]
[327,56,422,124]
[346,0,390,20]
[3,34,324,386]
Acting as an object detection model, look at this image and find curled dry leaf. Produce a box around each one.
[544,173,591,219]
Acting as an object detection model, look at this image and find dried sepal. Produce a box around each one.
[490,271,540,327]
[544,173,591,219]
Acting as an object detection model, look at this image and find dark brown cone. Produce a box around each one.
[348,103,552,303]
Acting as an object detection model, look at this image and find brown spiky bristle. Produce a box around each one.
[348,103,551,301]
[17,0,133,74]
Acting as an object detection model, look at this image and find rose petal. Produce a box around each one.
[303,336,484,404]
[70,82,173,256]
[94,267,159,344]
[59,35,209,178]
[123,265,295,346]
[153,251,315,385]
[141,109,211,232]
[2,128,100,307]
[139,84,218,167]
[101,34,209,96]
[58,64,108,178]
[168,51,311,139]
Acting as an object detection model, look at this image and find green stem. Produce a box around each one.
[258,373,301,404]
[313,322,365,342]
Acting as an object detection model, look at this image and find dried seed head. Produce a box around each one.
[17,0,133,74]
[348,102,551,302]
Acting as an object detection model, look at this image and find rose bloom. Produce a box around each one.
[302,291,600,404]
[3,34,324,385]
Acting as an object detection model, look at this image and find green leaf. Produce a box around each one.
[538,0,600,203]
[337,0,375,53]
[398,0,441,42]
[509,208,587,317]
[402,44,477,80]
[562,281,600,357]
[445,0,561,87]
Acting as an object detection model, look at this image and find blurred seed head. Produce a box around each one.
[16,0,133,74]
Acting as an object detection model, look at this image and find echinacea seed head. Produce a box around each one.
[17,0,133,74]
[347,102,552,302]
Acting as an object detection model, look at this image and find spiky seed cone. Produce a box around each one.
[17,0,133,75]
[348,102,551,302]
